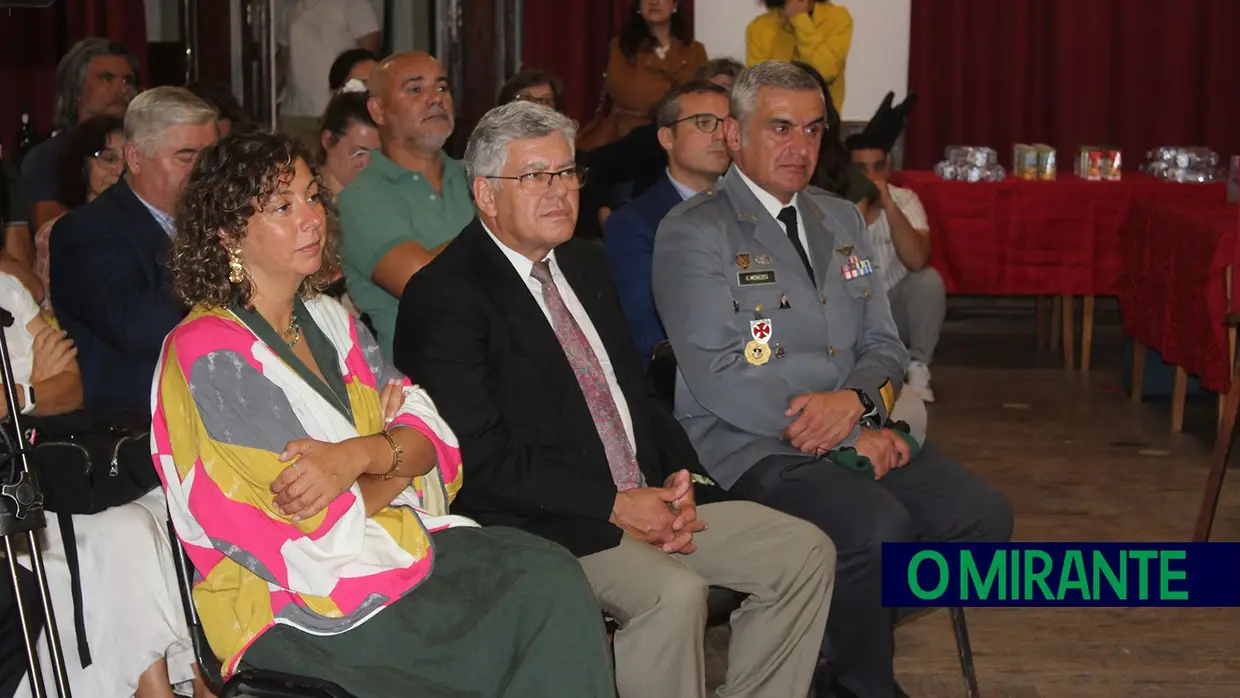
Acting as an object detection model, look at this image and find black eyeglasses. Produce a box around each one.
[91,149,124,168]
[489,167,588,194]
[667,113,725,134]
[515,93,556,108]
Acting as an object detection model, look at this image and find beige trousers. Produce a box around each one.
[579,501,834,698]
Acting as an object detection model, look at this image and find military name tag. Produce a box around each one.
[738,270,777,286]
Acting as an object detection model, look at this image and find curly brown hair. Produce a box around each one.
[171,131,341,309]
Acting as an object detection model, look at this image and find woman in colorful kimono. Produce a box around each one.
[151,131,615,698]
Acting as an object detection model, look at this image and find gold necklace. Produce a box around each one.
[279,310,302,348]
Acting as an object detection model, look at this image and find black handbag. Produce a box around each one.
[22,408,159,516]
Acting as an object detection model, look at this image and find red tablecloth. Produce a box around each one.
[1118,198,1240,392]
[889,171,1228,296]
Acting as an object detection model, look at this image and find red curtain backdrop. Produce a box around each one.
[522,0,695,124]
[0,0,147,155]
[904,0,1240,171]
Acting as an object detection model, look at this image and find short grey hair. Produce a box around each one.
[124,87,217,157]
[53,38,140,130]
[464,101,577,181]
[730,60,823,126]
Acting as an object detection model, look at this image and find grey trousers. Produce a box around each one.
[579,501,834,698]
[887,266,947,365]
[731,443,1013,698]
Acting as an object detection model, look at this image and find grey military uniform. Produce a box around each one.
[652,165,908,488]
[654,165,1013,696]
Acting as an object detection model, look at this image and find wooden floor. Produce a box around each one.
[707,298,1240,697]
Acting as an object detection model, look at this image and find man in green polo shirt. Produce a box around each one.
[338,51,474,357]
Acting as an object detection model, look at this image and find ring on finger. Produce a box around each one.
[292,461,302,476]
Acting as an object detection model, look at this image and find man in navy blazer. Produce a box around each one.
[50,87,218,410]
[604,80,731,365]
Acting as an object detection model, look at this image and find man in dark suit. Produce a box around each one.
[50,87,218,409]
[395,101,833,698]
[604,80,731,365]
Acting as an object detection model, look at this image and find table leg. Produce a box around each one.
[1221,327,1237,439]
[1219,266,1235,439]
[1131,342,1146,402]
[1061,295,1075,371]
[1050,296,1061,352]
[1035,297,1048,348]
[1081,295,1095,373]
[1171,366,1188,434]
[1196,369,1240,542]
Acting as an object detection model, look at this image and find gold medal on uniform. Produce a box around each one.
[745,340,771,366]
[745,318,772,366]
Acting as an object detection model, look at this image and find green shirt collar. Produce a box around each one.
[367,149,466,185]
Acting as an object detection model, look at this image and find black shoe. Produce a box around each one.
[816,678,860,698]
[811,678,908,698]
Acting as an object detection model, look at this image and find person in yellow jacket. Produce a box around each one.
[746,0,854,112]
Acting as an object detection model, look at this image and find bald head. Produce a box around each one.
[366,51,455,154]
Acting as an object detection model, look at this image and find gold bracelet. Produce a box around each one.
[377,429,404,480]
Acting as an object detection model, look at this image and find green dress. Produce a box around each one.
[235,304,616,698]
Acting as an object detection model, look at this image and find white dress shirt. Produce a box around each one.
[483,224,637,453]
[733,166,813,270]
[867,184,930,291]
[667,169,699,201]
[278,0,380,118]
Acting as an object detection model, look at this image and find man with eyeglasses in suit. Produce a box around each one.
[604,80,732,366]
[396,100,834,698]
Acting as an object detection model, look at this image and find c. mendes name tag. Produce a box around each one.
[738,270,777,286]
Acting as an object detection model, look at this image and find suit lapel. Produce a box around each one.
[652,173,683,214]
[556,243,629,380]
[108,180,172,288]
[466,222,570,390]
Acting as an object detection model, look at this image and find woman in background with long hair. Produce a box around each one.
[580,0,706,150]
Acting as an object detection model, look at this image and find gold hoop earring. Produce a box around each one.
[228,246,245,284]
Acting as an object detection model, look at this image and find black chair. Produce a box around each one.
[166,518,356,698]
[649,341,980,698]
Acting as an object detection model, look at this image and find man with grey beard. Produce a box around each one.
[337,51,474,358]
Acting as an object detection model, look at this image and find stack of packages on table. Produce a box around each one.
[1012,144,1057,180]
[1140,146,1226,183]
[933,146,1005,182]
[1076,146,1123,181]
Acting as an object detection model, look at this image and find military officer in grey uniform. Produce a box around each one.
[652,61,1013,698]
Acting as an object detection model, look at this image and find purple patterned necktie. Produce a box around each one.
[530,260,642,491]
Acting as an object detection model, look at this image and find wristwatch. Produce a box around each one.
[851,388,880,428]
[19,384,35,415]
